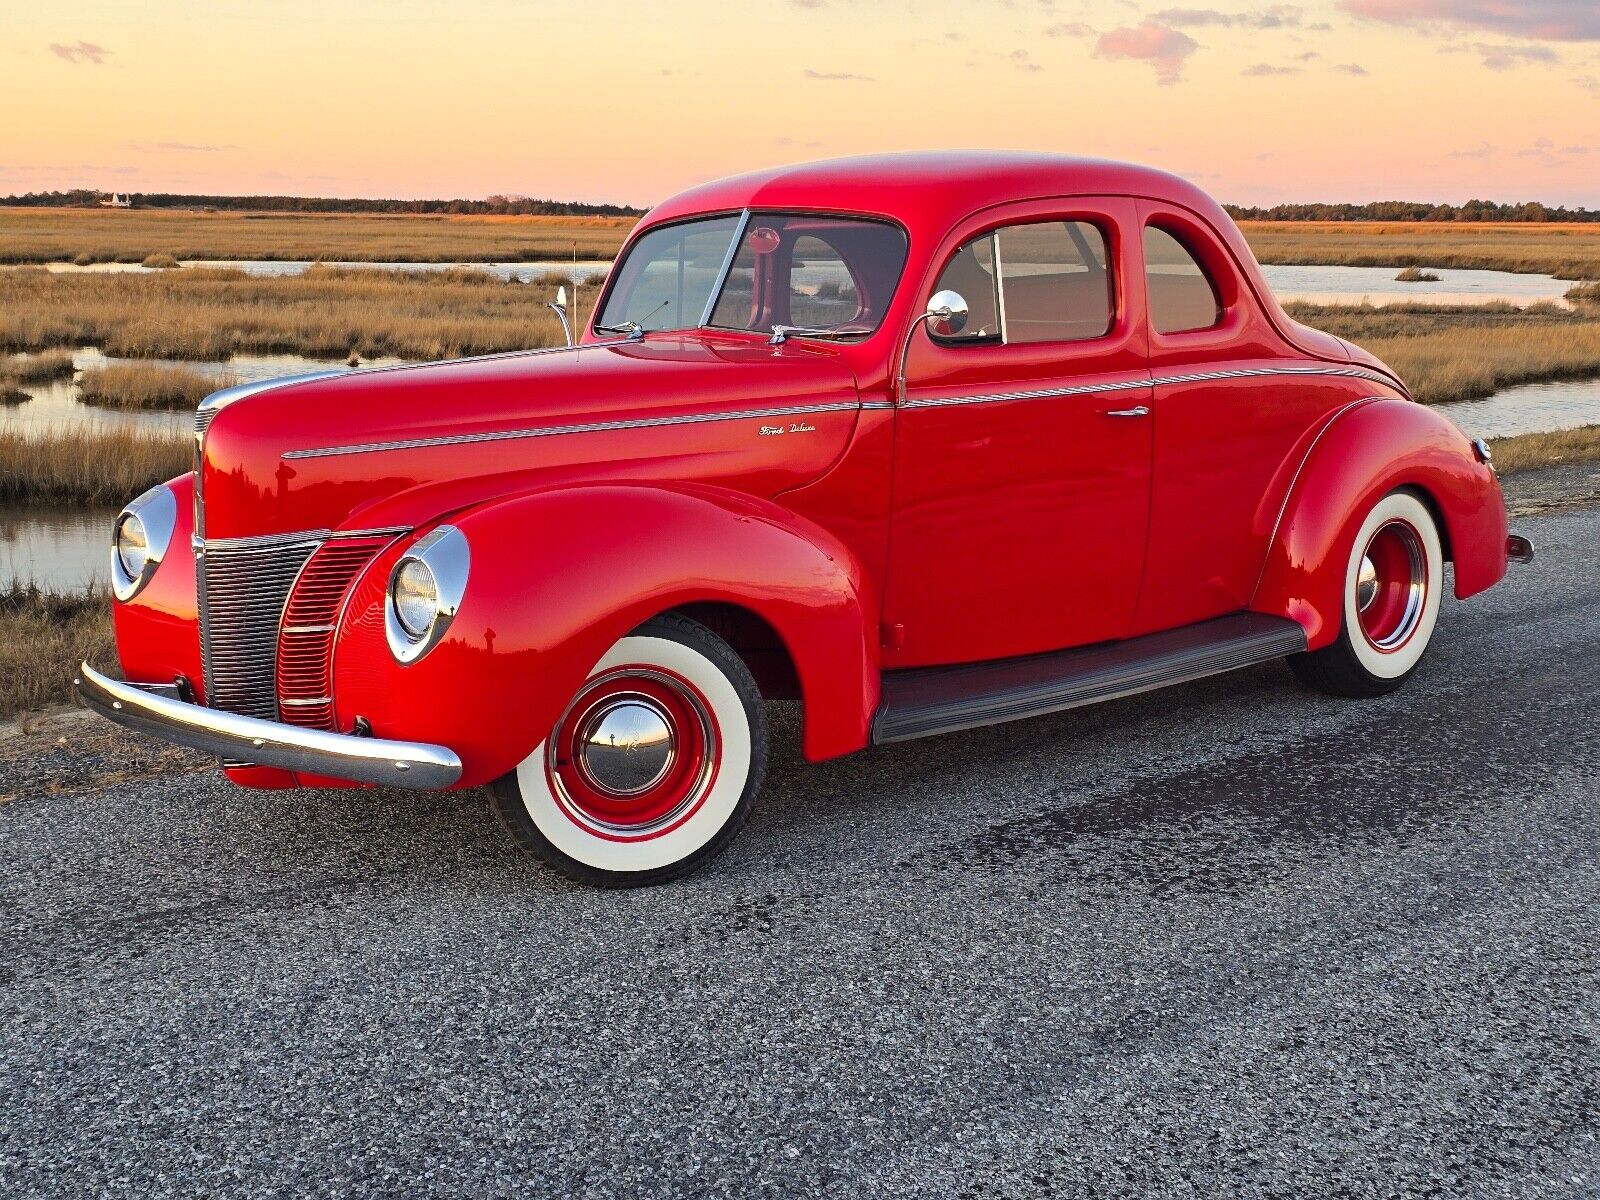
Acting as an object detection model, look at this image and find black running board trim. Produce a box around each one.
[872,613,1308,744]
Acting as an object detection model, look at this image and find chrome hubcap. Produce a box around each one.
[1356,554,1379,611]
[576,698,677,797]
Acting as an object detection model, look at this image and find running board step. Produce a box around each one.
[872,613,1308,744]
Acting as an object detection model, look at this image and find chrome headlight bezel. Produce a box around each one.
[384,525,470,665]
[111,485,178,602]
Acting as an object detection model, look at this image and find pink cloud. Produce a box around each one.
[1339,1,1600,40]
[49,40,112,65]
[1095,22,1199,85]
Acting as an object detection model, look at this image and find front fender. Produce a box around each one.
[1252,398,1507,649]
[330,483,876,788]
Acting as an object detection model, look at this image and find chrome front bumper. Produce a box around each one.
[74,662,462,789]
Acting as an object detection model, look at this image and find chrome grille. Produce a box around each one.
[276,538,388,730]
[200,535,323,720]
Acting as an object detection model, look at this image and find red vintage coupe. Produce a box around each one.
[78,153,1531,885]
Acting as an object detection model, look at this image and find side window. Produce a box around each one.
[996,221,1112,344]
[931,220,1113,344]
[1143,225,1223,334]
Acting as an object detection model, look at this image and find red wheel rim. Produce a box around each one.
[546,667,719,841]
[1355,519,1427,652]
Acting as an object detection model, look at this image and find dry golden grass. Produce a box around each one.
[1490,424,1600,474]
[0,429,191,504]
[1241,221,1600,280]
[79,362,235,409]
[140,252,180,269]
[0,265,596,360]
[1288,303,1600,404]
[1,349,75,383]
[1567,281,1600,305]
[0,207,634,264]
[0,586,114,718]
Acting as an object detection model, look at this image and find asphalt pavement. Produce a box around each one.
[2,487,1597,1198]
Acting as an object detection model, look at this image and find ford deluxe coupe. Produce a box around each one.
[78,152,1530,886]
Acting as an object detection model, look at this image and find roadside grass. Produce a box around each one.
[79,363,234,409]
[1287,303,1600,404]
[0,207,634,265]
[0,429,191,504]
[0,266,595,360]
[1491,425,1600,474]
[1,350,76,383]
[1241,221,1600,280]
[0,586,113,719]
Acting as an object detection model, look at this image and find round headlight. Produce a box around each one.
[391,558,438,640]
[115,512,150,580]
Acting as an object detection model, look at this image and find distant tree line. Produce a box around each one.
[1224,200,1599,223]
[0,189,644,217]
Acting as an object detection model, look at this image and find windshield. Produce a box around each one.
[596,212,909,339]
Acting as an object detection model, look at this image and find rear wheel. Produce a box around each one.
[490,614,768,887]
[1288,489,1443,698]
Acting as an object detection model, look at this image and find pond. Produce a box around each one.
[1435,378,1600,439]
[1,503,116,592]
[1,347,405,439]
[22,258,614,284]
[1260,263,1579,308]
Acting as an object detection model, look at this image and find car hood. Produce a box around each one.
[197,332,863,540]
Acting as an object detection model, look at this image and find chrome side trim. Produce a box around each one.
[282,401,863,460]
[194,525,410,553]
[75,662,462,790]
[901,364,1394,412]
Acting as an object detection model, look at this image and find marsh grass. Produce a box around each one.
[1,350,75,383]
[0,266,597,360]
[140,252,180,269]
[1490,424,1600,474]
[0,207,634,265]
[1288,303,1600,404]
[0,429,191,504]
[1567,281,1600,306]
[79,362,235,409]
[0,586,114,718]
[1394,266,1440,282]
[1242,221,1600,279]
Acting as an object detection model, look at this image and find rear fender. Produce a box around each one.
[1252,398,1507,649]
[331,482,876,788]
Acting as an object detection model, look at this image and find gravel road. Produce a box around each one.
[2,490,1596,1198]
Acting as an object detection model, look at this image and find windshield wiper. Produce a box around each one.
[768,324,872,345]
[594,299,669,338]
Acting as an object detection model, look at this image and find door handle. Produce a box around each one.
[1103,405,1150,418]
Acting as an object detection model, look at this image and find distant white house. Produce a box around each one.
[99,193,133,208]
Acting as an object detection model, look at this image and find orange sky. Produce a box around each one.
[5,1,1598,208]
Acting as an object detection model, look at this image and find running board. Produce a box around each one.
[872,613,1308,744]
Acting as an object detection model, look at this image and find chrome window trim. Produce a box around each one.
[282,401,864,460]
[110,484,178,603]
[699,209,753,327]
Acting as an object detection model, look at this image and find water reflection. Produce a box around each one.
[1262,263,1580,309]
[1437,378,1600,439]
[0,347,406,439]
[0,504,115,592]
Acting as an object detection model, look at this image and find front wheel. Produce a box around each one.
[1288,488,1444,698]
[490,614,769,887]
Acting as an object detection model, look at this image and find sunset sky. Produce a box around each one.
[5,1,1598,208]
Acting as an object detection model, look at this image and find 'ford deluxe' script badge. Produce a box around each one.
[759,422,817,437]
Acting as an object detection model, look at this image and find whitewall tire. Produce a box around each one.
[490,614,768,887]
[1289,489,1443,697]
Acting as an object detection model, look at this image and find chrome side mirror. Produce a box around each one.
[925,289,969,336]
[547,284,574,347]
[895,289,971,404]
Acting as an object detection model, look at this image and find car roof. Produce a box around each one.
[642,151,1221,236]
